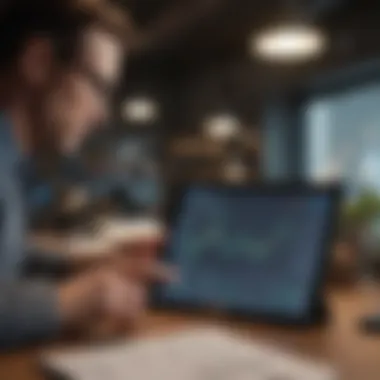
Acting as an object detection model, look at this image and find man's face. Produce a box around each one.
[45,27,124,153]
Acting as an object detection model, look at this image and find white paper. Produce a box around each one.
[42,327,337,380]
[66,235,114,257]
[99,218,163,244]
[31,218,164,260]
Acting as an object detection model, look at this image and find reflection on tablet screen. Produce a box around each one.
[162,186,333,319]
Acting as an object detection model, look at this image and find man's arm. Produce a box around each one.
[0,179,62,348]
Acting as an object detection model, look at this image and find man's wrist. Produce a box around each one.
[58,276,102,327]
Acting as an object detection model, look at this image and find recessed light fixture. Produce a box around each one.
[252,24,326,62]
[122,97,159,124]
[203,114,240,141]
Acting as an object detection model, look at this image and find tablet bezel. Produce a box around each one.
[151,182,342,326]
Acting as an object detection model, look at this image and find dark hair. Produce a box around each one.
[0,0,135,69]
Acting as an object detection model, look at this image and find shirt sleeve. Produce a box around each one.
[22,247,71,280]
[0,279,61,349]
[0,179,61,349]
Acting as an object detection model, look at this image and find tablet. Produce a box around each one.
[153,183,341,325]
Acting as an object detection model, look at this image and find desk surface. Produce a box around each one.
[1,286,380,380]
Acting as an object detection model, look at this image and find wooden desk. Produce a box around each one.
[1,286,379,380]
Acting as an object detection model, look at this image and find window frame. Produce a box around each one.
[264,58,380,180]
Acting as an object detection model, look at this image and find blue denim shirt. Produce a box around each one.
[0,115,60,349]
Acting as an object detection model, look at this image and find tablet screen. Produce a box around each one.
[159,186,336,320]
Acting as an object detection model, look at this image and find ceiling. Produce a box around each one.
[117,0,380,133]
[122,0,380,68]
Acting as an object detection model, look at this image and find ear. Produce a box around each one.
[18,37,55,87]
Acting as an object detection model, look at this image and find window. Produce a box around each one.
[304,82,380,202]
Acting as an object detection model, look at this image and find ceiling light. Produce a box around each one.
[252,24,326,62]
[122,97,159,124]
[203,114,240,141]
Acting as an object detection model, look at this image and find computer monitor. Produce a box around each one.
[153,183,341,325]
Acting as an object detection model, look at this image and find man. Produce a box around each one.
[0,0,164,348]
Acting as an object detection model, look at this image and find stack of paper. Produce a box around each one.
[31,218,163,260]
[42,327,336,380]
[99,217,163,244]
[66,235,115,258]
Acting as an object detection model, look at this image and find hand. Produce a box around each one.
[58,260,174,333]
[98,270,147,321]
[104,228,174,283]
[110,252,176,283]
[58,269,146,336]
[114,222,167,259]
